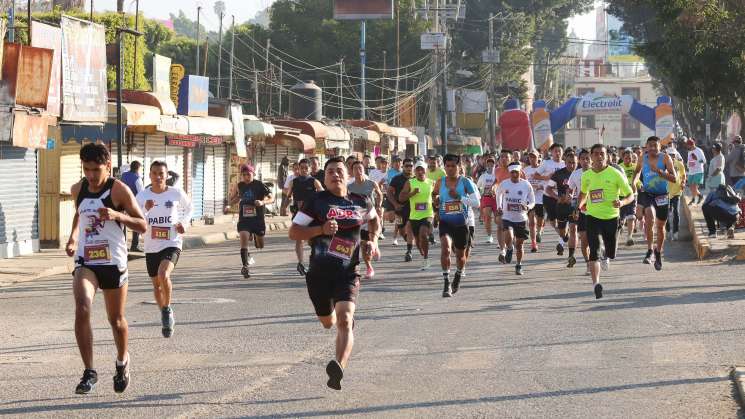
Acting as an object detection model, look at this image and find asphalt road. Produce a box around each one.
[1,223,744,418]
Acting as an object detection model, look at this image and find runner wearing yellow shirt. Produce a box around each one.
[400,161,435,270]
[619,149,639,246]
[665,147,687,241]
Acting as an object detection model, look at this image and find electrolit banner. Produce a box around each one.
[531,101,553,153]
[574,93,634,116]
[654,97,674,145]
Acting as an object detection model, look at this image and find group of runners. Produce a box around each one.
[65,135,683,394]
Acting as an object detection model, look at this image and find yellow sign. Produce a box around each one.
[169,64,185,108]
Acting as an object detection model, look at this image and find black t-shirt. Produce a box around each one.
[292,175,317,209]
[300,190,374,273]
[238,180,271,220]
[550,168,572,198]
[388,173,411,212]
[312,170,325,186]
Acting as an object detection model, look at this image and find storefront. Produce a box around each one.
[324,126,351,159]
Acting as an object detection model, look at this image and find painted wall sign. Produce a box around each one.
[60,16,108,122]
[177,75,209,117]
[31,21,62,116]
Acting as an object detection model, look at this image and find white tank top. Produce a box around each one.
[74,178,128,270]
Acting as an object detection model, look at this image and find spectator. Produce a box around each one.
[121,161,144,251]
[281,162,299,216]
[726,135,745,186]
[702,184,741,239]
[706,143,725,191]
[686,138,707,205]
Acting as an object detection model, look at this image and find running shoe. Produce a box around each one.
[248,256,256,266]
[515,264,523,276]
[404,251,412,262]
[728,228,735,239]
[536,231,543,243]
[75,369,98,394]
[451,272,462,294]
[556,243,564,256]
[708,232,717,238]
[643,249,653,265]
[161,306,174,338]
[654,250,662,271]
[442,277,453,298]
[498,253,506,264]
[567,255,576,268]
[421,258,430,271]
[241,265,250,279]
[428,234,436,245]
[594,283,603,299]
[392,238,399,246]
[531,242,538,253]
[600,258,609,271]
[379,233,386,240]
[113,359,130,393]
[505,247,513,264]
[296,263,307,276]
[626,238,635,247]
[486,235,494,244]
[672,232,679,241]
[326,360,344,391]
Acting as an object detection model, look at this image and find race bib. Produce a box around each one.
[84,244,111,262]
[415,203,427,211]
[590,189,605,204]
[328,236,357,261]
[507,203,522,212]
[151,226,170,240]
[483,189,493,197]
[444,201,462,214]
[688,160,697,168]
[654,194,669,206]
[242,205,257,218]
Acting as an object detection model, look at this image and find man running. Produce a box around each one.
[310,156,325,184]
[229,164,274,278]
[568,148,591,274]
[348,161,384,278]
[399,161,435,270]
[136,161,192,337]
[545,150,578,266]
[66,143,147,394]
[496,162,535,275]
[633,136,677,270]
[477,156,498,244]
[524,150,545,253]
[579,144,634,299]
[461,163,481,272]
[388,159,415,261]
[533,144,567,254]
[383,157,403,245]
[426,155,446,245]
[290,159,324,275]
[288,156,380,391]
[433,154,479,297]
[368,157,389,239]
[619,150,639,246]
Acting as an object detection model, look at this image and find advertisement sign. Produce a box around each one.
[166,134,224,146]
[61,15,108,122]
[0,18,5,80]
[655,102,674,145]
[574,93,634,116]
[177,75,209,117]
[152,54,172,98]
[420,32,447,50]
[334,0,393,20]
[2,43,53,109]
[230,103,247,157]
[31,21,62,116]
[165,136,198,148]
[12,112,50,149]
[170,64,185,108]
[608,15,642,63]
[532,104,553,152]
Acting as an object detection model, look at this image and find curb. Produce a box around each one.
[731,367,745,408]
[681,196,710,260]
[181,220,292,250]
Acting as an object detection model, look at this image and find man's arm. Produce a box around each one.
[372,182,384,208]
[110,181,148,233]
[314,179,324,192]
[65,182,82,257]
[632,157,643,191]
[662,154,678,182]
[399,181,416,202]
[387,184,401,209]
[288,210,330,241]
[526,184,536,210]
[545,180,559,200]
[178,189,194,228]
[461,181,480,208]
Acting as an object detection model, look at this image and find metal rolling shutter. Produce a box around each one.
[203,146,216,217]
[191,147,205,220]
[164,142,185,190]
[0,143,39,256]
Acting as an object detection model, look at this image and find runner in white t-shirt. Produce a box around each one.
[685,138,707,205]
[496,163,535,275]
[476,157,497,243]
[532,144,567,252]
[136,161,193,338]
[523,150,544,252]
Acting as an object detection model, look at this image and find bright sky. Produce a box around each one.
[568,8,596,41]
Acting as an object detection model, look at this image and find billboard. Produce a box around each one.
[2,43,53,109]
[31,21,62,116]
[177,75,209,117]
[230,103,247,157]
[60,15,108,122]
[334,0,393,20]
[152,54,172,98]
[0,18,5,80]
[608,14,642,63]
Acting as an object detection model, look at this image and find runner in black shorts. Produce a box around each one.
[387,159,414,261]
[289,156,380,391]
[289,159,324,276]
[545,151,577,258]
[567,149,591,274]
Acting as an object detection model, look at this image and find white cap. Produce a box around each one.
[414,161,427,170]
[508,163,522,172]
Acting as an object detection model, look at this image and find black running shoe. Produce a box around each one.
[75,369,97,394]
[536,232,542,243]
[442,277,452,298]
[241,265,250,279]
[531,246,538,253]
[113,360,130,393]
[452,272,462,294]
[326,360,343,390]
[404,251,412,262]
[505,247,513,264]
[567,255,576,268]
[515,264,523,276]
[556,243,564,256]
[654,250,662,271]
[498,253,506,264]
[428,234,436,245]
[594,283,603,299]
[161,307,174,338]
[643,249,653,265]
[296,263,307,276]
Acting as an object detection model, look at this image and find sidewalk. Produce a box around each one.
[0,214,292,287]
[682,193,745,260]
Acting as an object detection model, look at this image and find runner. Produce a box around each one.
[66,143,147,394]
[399,161,435,270]
[368,157,389,239]
[426,156,446,245]
[619,149,639,246]
[433,154,480,297]
[383,157,403,245]
[288,156,380,391]
[545,150,578,266]
[568,148,591,274]
[290,159,324,275]
[388,159,415,260]
[476,156,498,243]
[136,161,193,337]
[228,164,274,279]
[493,149,514,260]
[310,156,325,184]
[495,163,535,275]
[533,144,567,255]
[524,150,545,253]
[579,144,635,299]
[686,138,707,205]
[281,162,299,216]
[461,163,481,273]
[632,136,677,270]
[665,147,687,240]
[348,161,384,278]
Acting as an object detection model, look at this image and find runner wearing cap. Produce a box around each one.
[524,150,544,253]
[568,148,591,274]
[476,157,498,244]
[388,159,415,261]
[685,138,707,205]
[383,157,403,245]
[532,144,567,255]
[496,163,535,275]
[348,161,384,278]
[399,161,435,270]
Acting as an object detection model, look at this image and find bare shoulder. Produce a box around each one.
[71,180,83,198]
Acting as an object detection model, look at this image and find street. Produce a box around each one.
[0,225,743,418]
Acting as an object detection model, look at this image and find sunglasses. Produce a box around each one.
[403,164,414,168]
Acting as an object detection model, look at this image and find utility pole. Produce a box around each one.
[132,0,139,89]
[254,64,260,117]
[195,6,201,74]
[487,13,496,151]
[438,0,448,154]
[381,50,386,121]
[265,38,271,72]
[395,0,400,126]
[360,20,367,120]
[26,0,30,45]
[228,15,235,100]
[339,59,344,120]
[216,11,223,98]
[202,40,208,76]
[8,1,14,43]
[116,27,142,172]
[279,61,283,116]
[90,0,94,21]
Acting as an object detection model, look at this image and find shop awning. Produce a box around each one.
[157,115,189,135]
[244,117,276,140]
[465,136,482,146]
[344,119,392,134]
[389,127,413,138]
[267,132,315,153]
[107,102,161,127]
[109,90,177,116]
[406,134,419,144]
[325,126,350,142]
[363,129,380,143]
[187,116,233,136]
[271,119,328,140]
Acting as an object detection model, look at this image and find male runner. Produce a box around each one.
[461,163,481,271]
[281,162,299,216]
[579,144,634,299]
[632,136,677,270]
[619,150,639,246]
[288,156,380,391]
[348,161,384,278]
[229,164,274,278]
[493,149,513,259]
[524,150,545,252]
[66,143,147,394]
[310,156,325,184]
[368,157,389,239]
[568,148,591,274]
[496,163,535,275]
[290,159,324,275]
[388,159,415,260]
[534,144,567,254]
[137,161,192,337]
[399,161,435,270]
[476,157,498,243]
[383,157,403,245]
[426,155,446,245]
[433,154,480,297]
[545,150,578,264]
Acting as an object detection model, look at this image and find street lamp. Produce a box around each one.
[116,27,142,171]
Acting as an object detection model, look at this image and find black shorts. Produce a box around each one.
[543,196,558,221]
[238,218,266,236]
[439,221,469,250]
[468,226,475,248]
[530,203,545,218]
[383,198,395,212]
[73,264,128,290]
[620,198,637,220]
[145,247,181,277]
[360,229,370,241]
[409,218,432,236]
[502,220,529,240]
[305,268,361,317]
[637,191,670,221]
[570,211,587,232]
[586,215,619,261]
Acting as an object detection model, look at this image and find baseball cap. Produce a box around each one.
[508,163,522,172]
[414,161,427,170]
[240,164,254,173]
[686,138,696,146]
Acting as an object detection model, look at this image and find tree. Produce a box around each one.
[213,1,226,19]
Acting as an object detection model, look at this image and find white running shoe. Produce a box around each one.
[585,266,591,276]
[486,235,494,244]
[421,258,431,271]
[672,232,679,241]
[392,238,399,246]
[600,258,610,271]
[248,256,256,266]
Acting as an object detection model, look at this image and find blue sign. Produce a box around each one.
[61,124,118,144]
[47,138,56,150]
[177,75,209,117]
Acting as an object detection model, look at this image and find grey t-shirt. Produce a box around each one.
[709,154,724,177]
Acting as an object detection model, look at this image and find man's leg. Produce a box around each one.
[655,219,666,252]
[644,206,654,249]
[440,234,454,297]
[702,205,717,234]
[495,215,505,251]
[334,301,356,368]
[254,234,265,249]
[240,231,251,265]
[528,211,537,246]
[515,238,525,265]
[73,269,98,370]
[418,225,431,258]
[481,207,492,238]
[102,285,129,364]
[157,260,176,308]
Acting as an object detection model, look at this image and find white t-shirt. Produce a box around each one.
[537,159,566,196]
[283,174,296,190]
[476,172,497,197]
[369,169,387,185]
[687,147,707,175]
[136,187,193,253]
[465,178,480,227]
[708,154,724,177]
[496,178,536,223]
[568,168,584,199]
[523,166,544,204]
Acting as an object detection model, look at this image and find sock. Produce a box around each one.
[407,243,413,252]
[240,248,248,266]
[442,270,449,277]
[455,269,463,276]
[116,352,129,366]
[569,248,575,257]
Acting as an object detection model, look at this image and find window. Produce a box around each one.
[577,88,595,129]
[622,87,641,138]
